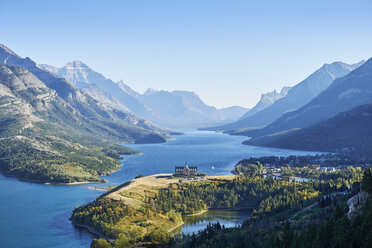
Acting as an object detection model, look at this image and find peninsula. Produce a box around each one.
[71,173,237,245]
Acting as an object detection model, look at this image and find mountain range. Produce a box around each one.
[40,61,248,127]
[0,43,249,182]
[0,44,169,183]
[137,89,248,127]
[245,102,372,156]
[2,41,372,179]
[40,60,152,117]
[207,60,364,131]
[247,57,372,135]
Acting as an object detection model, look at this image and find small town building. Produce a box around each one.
[174,163,198,177]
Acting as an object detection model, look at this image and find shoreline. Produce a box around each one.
[0,172,104,185]
[0,149,142,185]
[171,207,252,233]
[168,221,185,233]
[70,219,115,242]
[185,209,208,216]
[208,206,253,211]
[72,218,185,240]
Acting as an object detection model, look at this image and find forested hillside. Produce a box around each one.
[250,57,372,139]
[170,169,372,248]
[0,45,169,183]
[246,102,372,157]
[75,161,365,247]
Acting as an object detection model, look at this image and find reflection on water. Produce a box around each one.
[175,209,251,234]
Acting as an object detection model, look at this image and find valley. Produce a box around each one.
[1,43,371,248]
[2,2,372,248]
[0,45,169,183]
[0,130,320,248]
[72,147,366,247]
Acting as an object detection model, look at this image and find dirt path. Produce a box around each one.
[288,191,348,221]
[289,202,318,220]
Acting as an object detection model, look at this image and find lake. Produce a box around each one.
[0,130,321,248]
[174,209,252,234]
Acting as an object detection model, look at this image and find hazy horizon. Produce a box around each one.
[1,0,371,108]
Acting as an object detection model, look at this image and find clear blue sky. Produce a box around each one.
[1,0,371,108]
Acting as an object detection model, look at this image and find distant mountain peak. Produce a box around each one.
[144,88,159,96]
[207,59,364,131]
[64,60,90,69]
[320,60,365,73]
[259,86,290,104]
[251,56,372,138]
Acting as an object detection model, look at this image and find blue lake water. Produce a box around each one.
[175,209,252,234]
[0,130,321,248]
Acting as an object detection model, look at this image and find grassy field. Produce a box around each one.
[71,173,238,244]
[106,174,236,209]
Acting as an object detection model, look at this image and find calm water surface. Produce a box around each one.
[0,130,321,248]
[175,209,252,234]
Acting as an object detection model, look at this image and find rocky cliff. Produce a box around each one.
[347,191,369,220]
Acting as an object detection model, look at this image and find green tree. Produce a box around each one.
[282,222,293,248]
[91,238,112,248]
[113,234,130,248]
[361,169,372,194]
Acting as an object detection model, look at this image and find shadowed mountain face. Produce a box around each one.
[207,60,364,131]
[251,57,372,138]
[245,102,372,157]
[41,61,248,128]
[0,44,166,144]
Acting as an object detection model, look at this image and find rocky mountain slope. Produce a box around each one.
[41,61,248,127]
[0,44,165,142]
[239,87,291,120]
[249,57,372,139]
[246,102,372,157]
[40,60,152,117]
[0,44,169,183]
[208,61,364,131]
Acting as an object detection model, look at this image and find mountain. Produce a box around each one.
[245,102,372,157]
[81,85,131,112]
[0,64,141,183]
[137,90,249,127]
[0,45,168,142]
[249,57,372,138]
[38,64,59,75]
[207,61,364,131]
[138,90,221,127]
[40,61,152,117]
[0,45,165,141]
[42,62,247,127]
[0,44,168,183]
[239,86,291,120]
[218,106,250,121]
[117,80,140,98]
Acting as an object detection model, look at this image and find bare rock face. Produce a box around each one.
[347,192,369,220]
